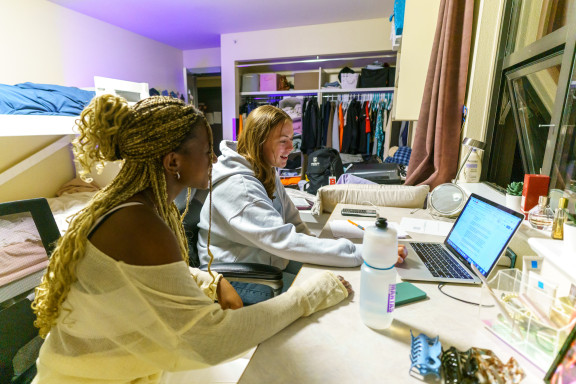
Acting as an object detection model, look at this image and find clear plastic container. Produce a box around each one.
[359,218,398,330]
[479,269,575,371]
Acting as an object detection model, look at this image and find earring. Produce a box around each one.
[176,171,181,180]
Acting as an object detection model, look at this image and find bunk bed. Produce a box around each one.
[0,77,149,296]
[0,77,149,189]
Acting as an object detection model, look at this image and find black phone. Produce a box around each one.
[341,208,378,217]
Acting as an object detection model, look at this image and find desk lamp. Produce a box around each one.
[428,137,486,218]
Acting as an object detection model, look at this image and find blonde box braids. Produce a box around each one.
[33,95,214,338]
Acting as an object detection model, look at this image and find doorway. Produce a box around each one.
[186,71,223,156]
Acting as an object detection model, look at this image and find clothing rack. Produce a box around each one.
[321,91,393,103]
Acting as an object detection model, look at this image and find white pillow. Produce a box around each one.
[311,184,430,215]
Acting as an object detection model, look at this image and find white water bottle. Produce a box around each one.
[359,217,398,329]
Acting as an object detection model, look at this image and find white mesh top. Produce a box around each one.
[33,241,348,383]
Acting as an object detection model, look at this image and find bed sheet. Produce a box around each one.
[0,213,48,287]
[46,192,96,234]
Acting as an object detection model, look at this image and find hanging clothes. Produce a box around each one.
[338,102,344,151]
[325,101,335,148]
[375,101,385,160]
[301,97,320,155]
[331,102,340,151]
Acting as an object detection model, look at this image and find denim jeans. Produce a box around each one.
[230,261,302,306]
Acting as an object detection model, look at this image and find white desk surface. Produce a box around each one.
[238,204,544,383]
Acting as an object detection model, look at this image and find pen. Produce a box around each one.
[347,219,365,230]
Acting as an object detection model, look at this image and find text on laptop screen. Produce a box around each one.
[446,195,522,275]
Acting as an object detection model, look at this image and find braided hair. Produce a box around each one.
[32,95,211,338]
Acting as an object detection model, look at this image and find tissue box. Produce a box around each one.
[259,73,278,92]
[242,74,260,92]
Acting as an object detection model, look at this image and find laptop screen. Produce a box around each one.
[444,193,524,277]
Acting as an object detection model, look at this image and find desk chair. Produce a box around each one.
[175,189,284,297]
[0,198,60,384]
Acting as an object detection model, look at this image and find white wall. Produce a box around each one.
[220,18,392,139]
[183,48,221,70]
[0,0,185,202]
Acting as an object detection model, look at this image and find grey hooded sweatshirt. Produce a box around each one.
[197,141,362,270]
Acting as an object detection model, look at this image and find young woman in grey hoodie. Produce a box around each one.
[197,105,406,304]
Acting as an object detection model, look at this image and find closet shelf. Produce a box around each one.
[241,90,317,96]
[320,87,394,94]
[241,87,394,97]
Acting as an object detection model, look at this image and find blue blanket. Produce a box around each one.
[0,83,95,116]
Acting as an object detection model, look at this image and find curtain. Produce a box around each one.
[404,0,474,189]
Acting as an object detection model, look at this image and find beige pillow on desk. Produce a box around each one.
[311,184,430,215]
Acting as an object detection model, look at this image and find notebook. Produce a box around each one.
[397,193,524,284]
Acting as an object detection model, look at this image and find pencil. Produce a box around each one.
[347,219,365,230]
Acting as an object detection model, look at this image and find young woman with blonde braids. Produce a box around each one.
[197,105,407,304]
[31,95,352,384]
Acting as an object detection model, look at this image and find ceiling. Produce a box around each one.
[48,0,392,50]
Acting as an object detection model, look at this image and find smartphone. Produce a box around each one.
[341,208,378,217]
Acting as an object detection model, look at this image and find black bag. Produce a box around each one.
[359,67,395,88]
[305,148,344,195]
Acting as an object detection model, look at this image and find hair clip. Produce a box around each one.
[410,331,442,381]
[441,346,462,383]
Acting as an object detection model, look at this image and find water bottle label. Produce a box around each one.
[387,284,396,313]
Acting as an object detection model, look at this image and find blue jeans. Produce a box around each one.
[230,261,302,306]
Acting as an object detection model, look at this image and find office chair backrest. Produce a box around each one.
[174,189,209,267]
[0,198,60,384]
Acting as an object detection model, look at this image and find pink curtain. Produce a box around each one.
[405,0,474,189]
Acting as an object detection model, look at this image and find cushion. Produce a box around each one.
[311,184,430,215]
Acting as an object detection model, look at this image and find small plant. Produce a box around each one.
[567,202,576,226]
[506,181,524,196]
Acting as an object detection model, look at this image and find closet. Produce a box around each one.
[234,53,407,183]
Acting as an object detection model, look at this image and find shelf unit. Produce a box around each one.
[240,87,394,97]
[236,53,399,183]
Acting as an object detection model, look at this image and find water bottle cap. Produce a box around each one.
[375,217,388,229]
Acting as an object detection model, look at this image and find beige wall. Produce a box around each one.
[460,0,506,177]
[220,18,392,139]
[0,0,185,202]
[393,0,441,121]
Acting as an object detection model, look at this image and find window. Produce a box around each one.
[551,63,576,192]
[484,0,576,192]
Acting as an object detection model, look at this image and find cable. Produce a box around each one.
[437,283,494,307]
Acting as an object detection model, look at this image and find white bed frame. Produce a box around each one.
[0,77,149,187]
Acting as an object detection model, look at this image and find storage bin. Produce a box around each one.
[259,73,278,92]
[294,72,322,90]
[479,268,575,371]
[340,73,359,89]
[242,74,260,92]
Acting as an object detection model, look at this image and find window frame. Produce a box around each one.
[482,0,576,189]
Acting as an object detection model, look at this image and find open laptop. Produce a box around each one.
[397,193,524,284]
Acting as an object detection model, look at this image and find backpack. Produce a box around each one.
[305,148,344,195]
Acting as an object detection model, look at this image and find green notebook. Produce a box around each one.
[395,282,427,306]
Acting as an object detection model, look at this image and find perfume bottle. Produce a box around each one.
[528,196,554,231]
[552,197,568,240]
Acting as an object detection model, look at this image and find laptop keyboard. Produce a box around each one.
[411,243,473,280]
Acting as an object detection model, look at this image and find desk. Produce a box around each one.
[239,204,544,383]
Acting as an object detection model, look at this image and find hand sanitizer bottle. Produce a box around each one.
[359,217,398,329]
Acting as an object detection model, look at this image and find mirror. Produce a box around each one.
[428,183,468,218]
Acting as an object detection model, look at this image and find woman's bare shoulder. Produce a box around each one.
[89,204,184,266]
